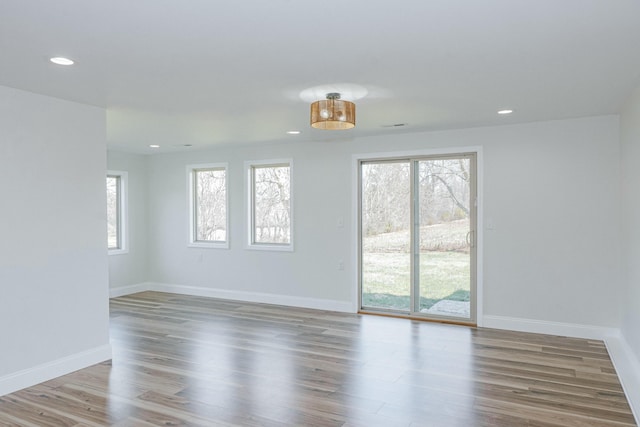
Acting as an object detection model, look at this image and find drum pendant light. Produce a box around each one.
[310,92,355,130]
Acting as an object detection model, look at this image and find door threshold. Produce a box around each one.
[358,309,476,327]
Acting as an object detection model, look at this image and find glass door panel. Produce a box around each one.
[359,153,476,323]
[415,158,473,320]
[360,161,411,312]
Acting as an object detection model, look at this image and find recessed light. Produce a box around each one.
[286,130,301,135]
[149,144,160,148]
[50,57,74,66]
[498,109,513,115]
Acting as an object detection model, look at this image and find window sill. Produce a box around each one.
[188,241,229,249]
[246,243,294,252]
[108,248,129,256]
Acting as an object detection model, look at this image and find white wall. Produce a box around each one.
[144,116,622,329]
[616,82,640,419]
[620,84,640,360]
[147,139,355,310]
[0,85,111,395]
[481,118,621,328]
[107,151,149,291]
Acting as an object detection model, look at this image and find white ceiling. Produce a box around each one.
[1,0,640,153]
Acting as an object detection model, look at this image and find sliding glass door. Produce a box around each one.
[359,153,476,323]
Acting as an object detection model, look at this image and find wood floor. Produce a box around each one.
[0,292,636,426]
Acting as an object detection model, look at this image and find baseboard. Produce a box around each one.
[0,344,112,397]
[109,282,152,298]
[139,282,354,313]
[481,315,618,340]
[605,333,640,423]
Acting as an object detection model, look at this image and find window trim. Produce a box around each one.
[107,170,128,255]
[187,163,230,249]
[245,159,294,252]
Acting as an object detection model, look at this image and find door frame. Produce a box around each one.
[351,146,483,326]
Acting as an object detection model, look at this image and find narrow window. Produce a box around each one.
[188,164,228,248]
[107,171,128,254]
[247,160,293,251]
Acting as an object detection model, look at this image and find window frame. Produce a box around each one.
[107,170,128,255]
[245,159,294,252]
[187,163,230,249]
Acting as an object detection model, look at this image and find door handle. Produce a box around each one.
[466,230,474,248]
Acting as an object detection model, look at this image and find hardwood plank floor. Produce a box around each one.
[0,291,635,426]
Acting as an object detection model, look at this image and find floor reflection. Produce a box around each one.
[0,292,630,427]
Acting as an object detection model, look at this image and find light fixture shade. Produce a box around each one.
[310,95,356,130]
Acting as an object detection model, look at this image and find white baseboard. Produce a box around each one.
[110,281,354,313]
[0,344,112,397]
[605,333,640,423]
[482,314,618,340]
[109,282,153,298]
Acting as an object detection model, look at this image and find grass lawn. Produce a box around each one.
[361,222,471,311]
[362,251,470,310]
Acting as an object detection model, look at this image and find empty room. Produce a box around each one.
[1,1,640,426]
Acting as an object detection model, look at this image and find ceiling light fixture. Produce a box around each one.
[498,109,513,115]
[286,130,301,135]
[310,93,355,130]
[149,144,160,148]
[50,57,74,65]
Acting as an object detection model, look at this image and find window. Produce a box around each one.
[188,163,228,248]
[247,160,293,251]
[107,170,128,254]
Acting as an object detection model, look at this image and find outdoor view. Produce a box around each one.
[361,157,473,319]
[106,175,119,249]
[253,164,291,244]
[194,168,227,242]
